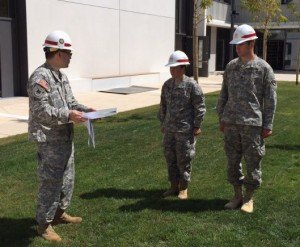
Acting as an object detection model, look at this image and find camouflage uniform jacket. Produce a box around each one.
[217,56,277,130]
[158,75,206,133]
[27,63,89,142]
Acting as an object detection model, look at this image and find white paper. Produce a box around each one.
[82,108,117,120]
[83,108,117,148]
[83,120,95,148]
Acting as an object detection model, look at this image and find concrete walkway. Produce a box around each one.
[0,72,297,138]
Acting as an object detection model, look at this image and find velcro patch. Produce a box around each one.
[33,86,45,99]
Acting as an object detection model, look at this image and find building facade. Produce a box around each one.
[176,0,300,76]
[0,0,27,97]
[1,0,299,97]
[235,0,300,71]
[206,0,300,74]
[0,0,175,97]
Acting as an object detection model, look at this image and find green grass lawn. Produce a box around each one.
[0,82,299,247]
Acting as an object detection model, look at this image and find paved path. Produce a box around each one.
[0,72,297,138]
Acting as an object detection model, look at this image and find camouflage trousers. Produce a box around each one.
[163,131,196,182]
[36,141,75,225]
[224,124,265,190]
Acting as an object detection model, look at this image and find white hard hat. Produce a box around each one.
[43,30,74,51]
[165,50,190,67]
[230,24,258,45]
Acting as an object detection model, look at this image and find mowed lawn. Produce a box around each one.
[0,82,299,247]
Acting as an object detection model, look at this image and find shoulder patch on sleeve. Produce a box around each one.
[38,79,50,91]
[33,85,46,99]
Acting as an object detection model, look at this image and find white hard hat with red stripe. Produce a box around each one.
[165,50,190,67]
[43,30,74,51]
[230,24,258,45]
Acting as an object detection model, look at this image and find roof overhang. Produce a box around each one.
[207,19,237,29]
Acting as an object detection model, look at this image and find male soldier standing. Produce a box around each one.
[217,24,277,213]
[27,31,95,242]
[158,50,206,200]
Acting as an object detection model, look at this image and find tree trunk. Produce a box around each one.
[263,29,268,61]
[296,46,300,85]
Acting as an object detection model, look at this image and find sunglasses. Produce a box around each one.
[60,50,72,56]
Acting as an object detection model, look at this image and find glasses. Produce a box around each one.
[236,41,252,47]
[60,50,72,56]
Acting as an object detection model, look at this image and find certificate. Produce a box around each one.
[82,108,117,120]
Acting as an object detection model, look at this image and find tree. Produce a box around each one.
[242,0,288,61]
[192,0,213,81]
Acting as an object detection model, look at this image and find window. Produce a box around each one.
[176,0,187,35]
[281,0,293,4]
[0,0,9,17]
[215,0,231,3]
[284,43,292,66]
[0,0,15,18]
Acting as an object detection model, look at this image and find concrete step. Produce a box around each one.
[70,72,162,92]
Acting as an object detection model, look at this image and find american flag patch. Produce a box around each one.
[38,79,49,91]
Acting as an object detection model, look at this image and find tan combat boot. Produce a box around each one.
[178,180,188,200]
[224,185,243,210]
[37,224,62,242]
[163,181,179,197]
[53,208,82,225]
[241,188,254,213]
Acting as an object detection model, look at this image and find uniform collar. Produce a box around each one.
[44,62,63,82]
[173,74,188,88]
[44,62,60,72]
[237,55,258,68]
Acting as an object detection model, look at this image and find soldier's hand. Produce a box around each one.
[69,110,87,123]
[262,129,272,139]
[219,122,225,132]
[194,128,201,136]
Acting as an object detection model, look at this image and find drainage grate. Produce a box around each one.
[99,86,158,95]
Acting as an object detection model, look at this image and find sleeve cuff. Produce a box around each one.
[263,124,273,130]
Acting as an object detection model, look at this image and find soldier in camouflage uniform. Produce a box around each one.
[217,24,277,213]
[27,31,95,242]
[158,51,206,200]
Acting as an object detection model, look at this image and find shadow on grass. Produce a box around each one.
[80,188,227,212]
[119,198,227,213]
[105,114,155,123]
[266,144,300,151]
[0,217,36,246]
[80,188,164,199]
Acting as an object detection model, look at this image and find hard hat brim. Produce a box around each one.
[230,36,258,45]
[43,44,74,51]
[165,62,190,67]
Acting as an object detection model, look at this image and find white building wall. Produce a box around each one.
[207,0,231,24]
[119,10,174,75]
[286,32,300,70]
[209,26,217,74]
[26,0,175,90]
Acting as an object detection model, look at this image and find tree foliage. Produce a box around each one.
[241,0,288,61]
